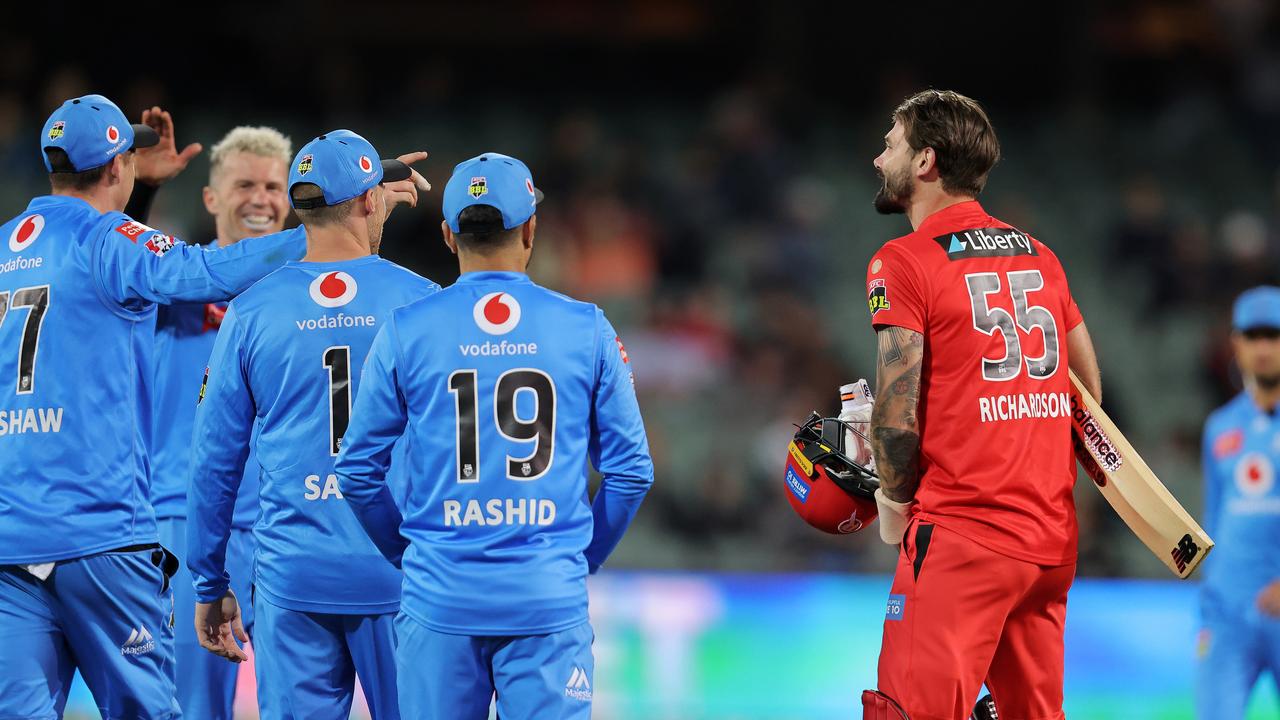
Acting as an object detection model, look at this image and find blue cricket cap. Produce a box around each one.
[40,94,159,173]
[442,152,543,234]
[287,129,412,210]
[1233,286,1280,331]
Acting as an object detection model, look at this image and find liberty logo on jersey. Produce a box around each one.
[309,271,358,308]
[473,292,521,335]
[9,214,44,253]
[935,227,1037,260]
[1235,453,1274,497]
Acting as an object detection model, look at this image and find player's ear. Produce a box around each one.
[202,186,218,215]
[916,146,936,179]
[362,188,378,217]
[441,221,458,255]
[106,153,127,187]
[523,215,536,249]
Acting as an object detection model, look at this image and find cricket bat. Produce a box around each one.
[1068,369,1214,579]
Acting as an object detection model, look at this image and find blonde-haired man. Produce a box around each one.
[141,124,293,719]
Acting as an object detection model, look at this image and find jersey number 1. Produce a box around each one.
[449,369,556,483]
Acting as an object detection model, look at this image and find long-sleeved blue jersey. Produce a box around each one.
[152,300,259,528]
[187,256,439,613]
[0,195,304,564]
[1201,392,1280,620]
[336,271,654,635]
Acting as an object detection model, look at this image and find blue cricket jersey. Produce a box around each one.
[1201,392,1280,621]
[336,271,654,635]
[152,299,259,528]
[0,195,304,564]
[187,255,439,614]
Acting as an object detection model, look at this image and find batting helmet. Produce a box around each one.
[784,412,879,534]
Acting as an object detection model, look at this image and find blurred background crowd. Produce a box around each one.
[5,0,1280,579]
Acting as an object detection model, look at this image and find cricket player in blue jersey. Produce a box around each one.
[336,152,655,719]
[1199,285,1280,719]
[143,126,294,718]
[186,129,437,720]
[0,94,306,719]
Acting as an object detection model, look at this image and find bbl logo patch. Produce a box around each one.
[297,154,314,176]
[868,278,889,315]
[469,176,488,199]
[48,121,65,141]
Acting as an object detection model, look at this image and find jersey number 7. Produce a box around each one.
[0,285,51,395]
[449,369,556,483]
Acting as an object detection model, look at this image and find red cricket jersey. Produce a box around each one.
[866,201,1083,565]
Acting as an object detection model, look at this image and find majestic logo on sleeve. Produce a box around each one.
[473,292,521,335]
[120,626,155,656]
[564,666,592,701]
[309,271,358,308]
[9,214,44,252]
[867,278,889,314]
[935,227,1037,260]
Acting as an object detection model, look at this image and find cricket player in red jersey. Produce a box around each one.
[860,90,1103,720]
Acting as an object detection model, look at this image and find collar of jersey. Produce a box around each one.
[285,255,382,271]
[916,199,989,237]
[454,271,531,285]
[30,194,97,213]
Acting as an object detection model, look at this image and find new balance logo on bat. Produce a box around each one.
[564,666,592,701]
[121,626,155,656]
[1171,533,1200,574]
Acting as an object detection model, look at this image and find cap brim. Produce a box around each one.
[380,159,412,183]
[130,124,159,150]
[533,186,545,204]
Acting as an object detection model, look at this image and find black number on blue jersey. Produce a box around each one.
[965,270,1059,382]
[0,285,51,395]
[496,369,556,480]
[449,368,557,483]
[323,346,351,455]
[449,370,480,483]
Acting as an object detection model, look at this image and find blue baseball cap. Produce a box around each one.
[40,94,159,173]
[287,129,412,210]
[442,152,543,233]
[1233,286,1280,331]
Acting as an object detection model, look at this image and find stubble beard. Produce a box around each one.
[873,165,912,215]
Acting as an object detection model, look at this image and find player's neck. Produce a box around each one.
[52,187,118,216]
[1248,382,1280,413]
[300,225,372,263]
[457,249,529,275]
[906,191,975,231]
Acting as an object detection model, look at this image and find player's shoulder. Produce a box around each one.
[1206,392,1252,431]
[370,257,442,293]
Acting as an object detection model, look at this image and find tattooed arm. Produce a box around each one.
[870,324,924,544]
[871,325,924,501]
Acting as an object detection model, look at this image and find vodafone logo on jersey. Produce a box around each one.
[1235,452,1274,497]
[9,214,44,252]
[474,292,521,335]
[309,271,358,308]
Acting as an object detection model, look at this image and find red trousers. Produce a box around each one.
[876,521,1075,720]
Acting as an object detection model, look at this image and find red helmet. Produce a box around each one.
[784,412,879,534]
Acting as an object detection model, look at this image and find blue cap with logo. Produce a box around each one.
[287,129,412,210]
[442,152,543,234]
[1233,286,1280,331]
[40,94,159,173]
